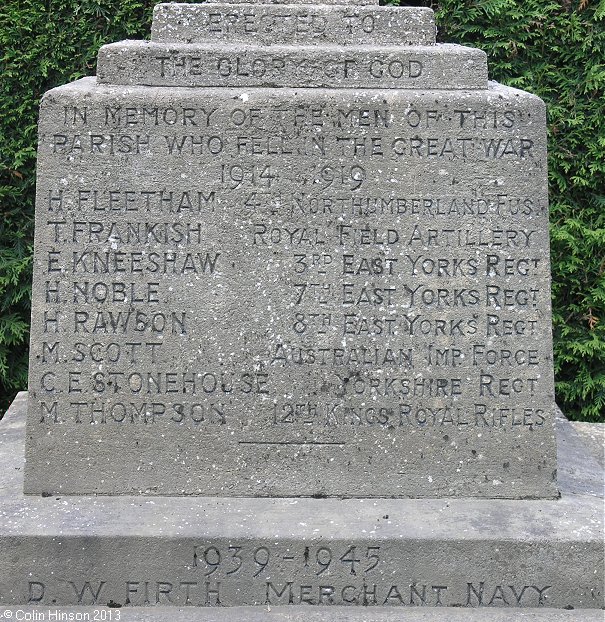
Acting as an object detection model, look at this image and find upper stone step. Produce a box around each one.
[96,42,487,89]
[151,2,435,46]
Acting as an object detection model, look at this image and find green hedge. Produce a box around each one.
[0,0,603,420]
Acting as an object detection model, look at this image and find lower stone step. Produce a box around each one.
[0,393,603,612]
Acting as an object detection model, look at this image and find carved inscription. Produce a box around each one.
[18,538,599,609]
[155,54,424,82]
[24,577,555,608]
[26,86,555,496]
[150,5,436,47]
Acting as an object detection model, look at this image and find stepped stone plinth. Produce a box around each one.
[0,0,601,616]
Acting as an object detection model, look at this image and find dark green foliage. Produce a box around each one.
[1,1,603,420]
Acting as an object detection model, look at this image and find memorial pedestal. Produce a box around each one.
[26,1,559,501]
[8,0,604,615]
[28,76,559,500]
[2,393,603,612]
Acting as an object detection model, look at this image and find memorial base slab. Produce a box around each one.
[1,393,603,613]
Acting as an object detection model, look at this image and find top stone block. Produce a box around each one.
[151,3,436,47]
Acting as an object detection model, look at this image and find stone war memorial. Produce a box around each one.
[0,0,603,618]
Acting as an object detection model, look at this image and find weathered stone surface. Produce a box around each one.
[25,1,558,499]
[555,407,604,497]
[563,417,604,469]
[26,79,556,498]
[5,394,605,609]
[151,4,436,46]
[96,43,487,89]
[25,76,556,498]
